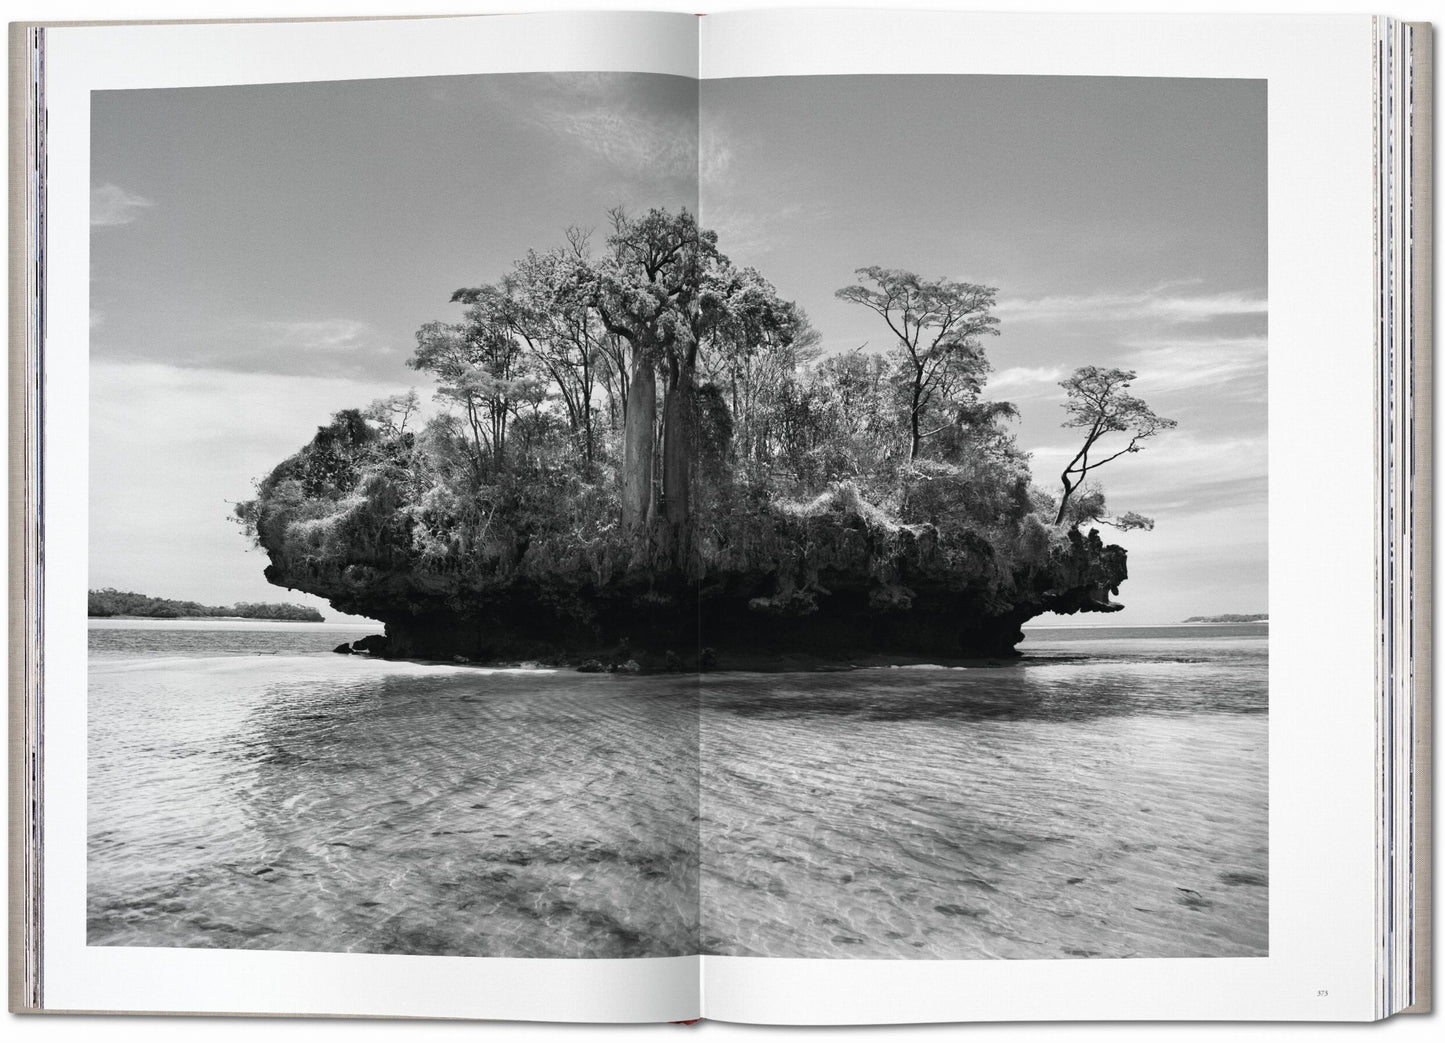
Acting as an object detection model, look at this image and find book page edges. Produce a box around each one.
[1403,17,1433,1018]
[8,21,41,1014]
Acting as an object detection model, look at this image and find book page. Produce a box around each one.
[38,12,704,1021]
[697,8,1378,1023]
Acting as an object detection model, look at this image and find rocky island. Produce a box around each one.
[239,208,1170,669]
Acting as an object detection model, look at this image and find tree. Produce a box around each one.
[835,267,999,461]
[408,286,541,478]
[581,207,801,558]
[1054,366,1177,526]
[363,390,420,438]
[508,235,606,465]
[700,283,818,470]
[789,347,904,482]
[1052,484,1157,532]
[582,207,708,537]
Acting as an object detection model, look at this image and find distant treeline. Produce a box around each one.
[1183,613,1268,623]
[88,588,324,622]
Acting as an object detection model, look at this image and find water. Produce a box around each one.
[88,617,383,660]
[88,619,1267,960]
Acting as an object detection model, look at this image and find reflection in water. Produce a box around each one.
[88,624,1266,960]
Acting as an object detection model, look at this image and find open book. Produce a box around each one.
[9,8,1432,1025]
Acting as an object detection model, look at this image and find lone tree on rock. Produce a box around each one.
[835,267,999,462]
[1055,366,1176,526]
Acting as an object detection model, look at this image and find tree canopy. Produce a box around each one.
[239,206,1175,648]
[1054,366,1177,525]
[835,267,1000,462]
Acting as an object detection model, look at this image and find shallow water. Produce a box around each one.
[88,620,1266,960]
[87,617,381,660]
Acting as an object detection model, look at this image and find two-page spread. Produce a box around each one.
[8,6,1432,1025]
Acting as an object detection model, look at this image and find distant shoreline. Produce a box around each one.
[88,587,325,623]
[1025,620,1267,630]
[89,614,336,624]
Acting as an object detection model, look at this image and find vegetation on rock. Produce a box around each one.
[237,207,1169,663]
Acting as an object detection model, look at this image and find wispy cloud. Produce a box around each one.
[91,183,155,227]
[93,315,394,378]
[699,119,832,260]
[986,334,1267,403]
[1122,335,1268,396]
[540,109,695,181]
[985,365,1068,395]
[704,199,831,261]
[699,123,735,192]
[257,318,380,354]
[1030,431,1266,510]
[525,76,697,186]
[998,285,1266,325]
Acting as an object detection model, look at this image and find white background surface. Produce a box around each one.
[3,0,1438,1040]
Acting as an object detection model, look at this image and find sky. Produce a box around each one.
[91,71,1264,626]
[700,75,1267,625]
[90,73,699,623]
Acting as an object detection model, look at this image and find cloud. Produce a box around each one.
[986,340,1266,404]
[91,183,155,227]
[257,318,379,354]
[1030,431,1266,475]
[698,115,834,261]
[1022,426,1268,623]
[1029,430,1267,516]
[89,358,421,620]
[703,199,829,261]
[524,76,698,186]
[92,315,395,378]
[998,286,1266,325]
[985,365,1068,395]
[539,108,696,182]
[1121,335,1268,397]
[699,128,734,192]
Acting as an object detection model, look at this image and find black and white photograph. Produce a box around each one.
[87,68,1267,962]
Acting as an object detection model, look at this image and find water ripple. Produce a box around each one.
[88,627,1266,961]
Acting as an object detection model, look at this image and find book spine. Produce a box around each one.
[7,21,45,1015]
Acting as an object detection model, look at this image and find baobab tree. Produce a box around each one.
[1055,366,1176,526]
[578,207,703,538]
[583,207,801,558]
[834,267,999,461]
